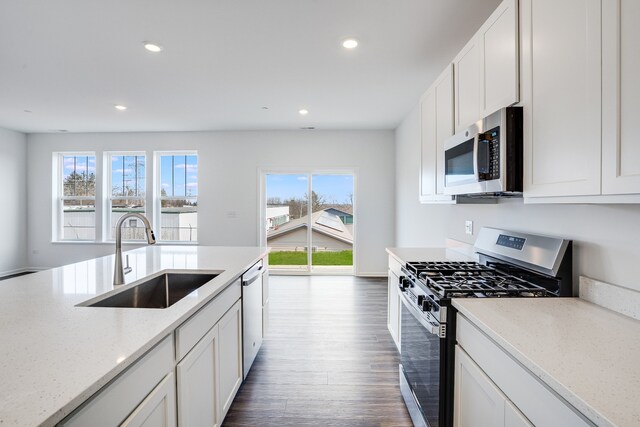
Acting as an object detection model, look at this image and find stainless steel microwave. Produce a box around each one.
[443,107,523,196]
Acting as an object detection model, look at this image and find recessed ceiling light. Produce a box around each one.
[298,109,309,116]
[143,42,163,53]
[114,104,127,111]
[342,38,359,49]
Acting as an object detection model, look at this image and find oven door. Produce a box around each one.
[399,290,446,427]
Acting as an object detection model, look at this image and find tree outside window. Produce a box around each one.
[60,155,96,240]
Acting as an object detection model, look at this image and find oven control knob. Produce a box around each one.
[417,295,425,305]
[421,299,433,312]
[398,279,411,291]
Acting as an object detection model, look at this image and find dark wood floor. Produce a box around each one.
[223,275,412,426]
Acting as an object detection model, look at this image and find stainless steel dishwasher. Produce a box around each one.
[242,260,264,378]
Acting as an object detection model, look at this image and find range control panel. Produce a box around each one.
[496,234,526,250]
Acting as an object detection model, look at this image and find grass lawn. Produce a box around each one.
[269,250,353,266]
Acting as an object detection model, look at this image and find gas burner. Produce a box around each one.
[405,260,549,299]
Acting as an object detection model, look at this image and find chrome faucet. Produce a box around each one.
[114,213,156,286]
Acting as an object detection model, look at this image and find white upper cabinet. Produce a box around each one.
[602,0,640,195]
[454,0,518,133]
[521,0,603,198]
[419,65,455,203]
[480,0,519,117]
[454,39,481,133]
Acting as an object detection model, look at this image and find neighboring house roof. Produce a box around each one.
[267,209,353,244]
[324,207,353,217]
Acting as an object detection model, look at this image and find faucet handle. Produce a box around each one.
[124,254,132,275]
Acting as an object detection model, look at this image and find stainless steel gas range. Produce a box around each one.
[398,227,573,427]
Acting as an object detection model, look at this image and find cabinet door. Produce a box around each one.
[420,65,455,202]
[602,0,640,194]
[454,37,482,133]
[121,373,177,427]
[177,324,220,427]
[218,300,243,421]
[521,0,602,197]
[435,65,455,195]
[387,269,401,351]
[481,0,519,116]
[419,86,438,200]
[454,345,506,427]
[504,400,533,427]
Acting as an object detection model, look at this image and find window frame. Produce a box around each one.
[55,152,98,242]
[105,151,148,242]
[154,151,199,243]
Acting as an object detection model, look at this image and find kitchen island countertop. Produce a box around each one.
[453,297,640,427]
[0,245,266,426]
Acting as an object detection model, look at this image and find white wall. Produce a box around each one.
[0,127,28,275]
[27,130,394,275]
[395,107,640,291]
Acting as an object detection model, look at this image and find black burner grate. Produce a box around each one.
[405,261,549,299]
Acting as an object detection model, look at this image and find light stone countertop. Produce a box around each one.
[386,247,475,265]
[453,298,640,427]
[0,245,266,427]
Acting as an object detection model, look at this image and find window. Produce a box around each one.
[59,154,96,240]
[158,153,198,242]
[108,153,146,240]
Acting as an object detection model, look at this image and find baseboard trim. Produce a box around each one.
[356,272,388,278]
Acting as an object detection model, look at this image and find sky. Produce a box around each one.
[266,174,353,204]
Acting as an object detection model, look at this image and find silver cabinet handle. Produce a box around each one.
[242,265,263,286]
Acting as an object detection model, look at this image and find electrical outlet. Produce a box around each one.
[465,220,473,235]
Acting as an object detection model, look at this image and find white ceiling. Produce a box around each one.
[0,0,501,133]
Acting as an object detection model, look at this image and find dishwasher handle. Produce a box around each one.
[242,265,263,286]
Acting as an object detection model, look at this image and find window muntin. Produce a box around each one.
[109,154,146,240]
[60,154,96,240]
[159,154,198,242]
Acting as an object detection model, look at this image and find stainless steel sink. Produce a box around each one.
[88,273,218,309]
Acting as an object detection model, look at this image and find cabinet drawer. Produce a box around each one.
[175,279,241,361]
[60,335,174,427]
[457,315,593,426]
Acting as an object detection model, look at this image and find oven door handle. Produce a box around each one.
[399,290,445,338]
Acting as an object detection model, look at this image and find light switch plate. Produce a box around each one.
[465,220,473,235]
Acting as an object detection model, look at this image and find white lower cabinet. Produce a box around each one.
[176,300,243,427]
[454,346,532,427]
[505,400,534,427]
[122,373,177,427]
[60,336,175,427]
[217,300,243,421]
[456,314,592,427]
[387,256,402,351]
[177,324,220,427]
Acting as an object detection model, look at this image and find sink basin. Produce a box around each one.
[88,273,218,309]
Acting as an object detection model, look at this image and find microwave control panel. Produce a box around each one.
[479,126,500,180]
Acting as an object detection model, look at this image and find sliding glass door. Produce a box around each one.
[265,174,310,271]
[264,172,354,274]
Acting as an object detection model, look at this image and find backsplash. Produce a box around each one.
[580,277,640,321]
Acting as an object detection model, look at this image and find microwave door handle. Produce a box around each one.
[399,290,444,337]
[473,133,480,181]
